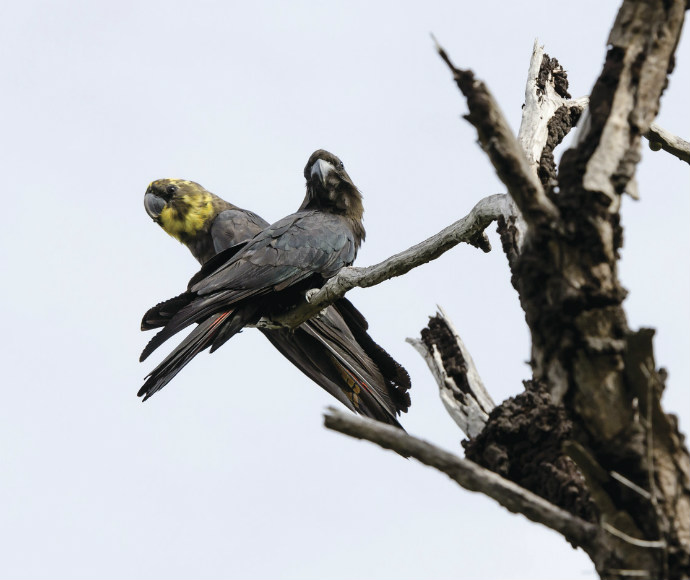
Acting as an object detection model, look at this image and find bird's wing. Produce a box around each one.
[193,211,354,295]
[138,304,260,400]
[141,211,356,361]
[210,209,268,254]
[141,210,269,331]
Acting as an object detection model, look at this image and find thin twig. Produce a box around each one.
[610,471,652,500]
[640,364,659,509]
[604,570,651,578]
[601,523,666,549]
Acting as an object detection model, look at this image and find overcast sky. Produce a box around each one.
[1,1,687,579]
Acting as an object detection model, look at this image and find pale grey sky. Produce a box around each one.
[1,1,687,579]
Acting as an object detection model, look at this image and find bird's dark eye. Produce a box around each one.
[339,161,344,170]
[166,184,178,195]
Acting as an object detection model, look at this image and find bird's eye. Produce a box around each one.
[339,161,344,170]
[166,184,178,195]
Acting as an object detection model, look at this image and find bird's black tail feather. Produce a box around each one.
[299,307,407,429]
[333,298,411,414]
[141,291,194,331]
[139,291,239,362]
[138,309,241,400]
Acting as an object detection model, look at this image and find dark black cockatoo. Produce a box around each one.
[141,150,410,427]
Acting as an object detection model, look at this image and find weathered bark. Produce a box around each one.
[517,2,689,576]
[412,311,599,523]
[325,1,688,578]
[304,2,689,578]
[645,122,690,164]
[462,380,599,524]
[407,308,495,438]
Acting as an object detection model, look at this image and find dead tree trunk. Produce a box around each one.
[285,1,690,578]
[509,2,689,575]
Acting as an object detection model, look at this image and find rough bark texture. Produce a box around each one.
[420,316,480,413]
[322,3,688,579]
[539,104,584,195]
[509,1,689,576]
[496,214,522,291]
[414,311,495,438]
[463,380,598,525]
[435,42,559,226]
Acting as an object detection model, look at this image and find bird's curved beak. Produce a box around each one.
[144,192,167,221]
[310,158,335,186]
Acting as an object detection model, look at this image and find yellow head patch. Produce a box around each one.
[159,192,216,241]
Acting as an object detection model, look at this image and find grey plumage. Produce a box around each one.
[140,151,411,426]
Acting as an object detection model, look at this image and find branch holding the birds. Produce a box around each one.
[263,193,513,330]
[323,407,601,558]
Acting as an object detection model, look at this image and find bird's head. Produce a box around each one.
[301,150,364,223]
[144,179,218,242]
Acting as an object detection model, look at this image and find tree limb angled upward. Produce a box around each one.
[264,193,513,330]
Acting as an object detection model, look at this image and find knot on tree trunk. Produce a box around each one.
[463,381,598,524]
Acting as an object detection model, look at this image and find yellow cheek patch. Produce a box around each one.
[159,193,215,241]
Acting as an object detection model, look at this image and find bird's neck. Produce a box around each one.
[301,189,365,249]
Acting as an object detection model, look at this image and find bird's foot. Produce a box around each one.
[304,288,319,303]
[305,289,327,318]
[254,317,285,330]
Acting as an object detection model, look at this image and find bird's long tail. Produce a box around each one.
[138,310,235,400]
[299,310,407,429]
[334,298,411,414]
[139,292,237,362]
[140,291,194,331]
[139,242,249,333]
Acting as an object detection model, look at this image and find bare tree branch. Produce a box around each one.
[319,4,688,576]
[433,38,559,226]
[407,307,494,438]
[645,122,690,165]
[411,4,688,575]
[518,40,588,180]
[560,1,686,205]
[601,523,666,550]
[263,193,513,330]
[323,407,601,556]
[518,47,688,173]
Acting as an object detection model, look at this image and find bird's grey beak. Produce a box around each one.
[310,158,335,186]
[144,192,167,220]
